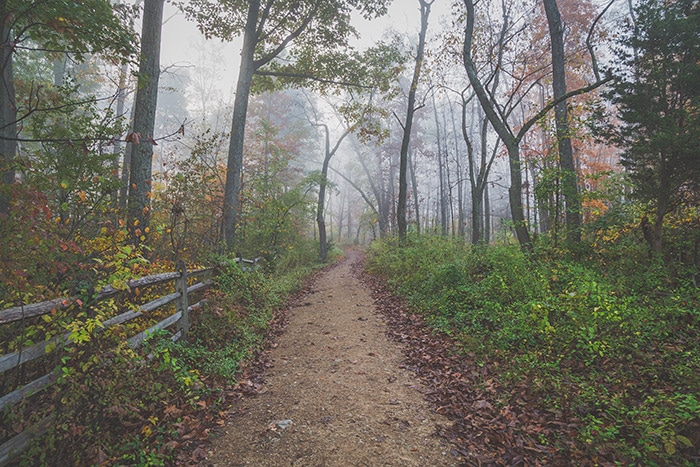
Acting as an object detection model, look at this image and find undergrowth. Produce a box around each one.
[366,234,700,465]
[3,247,326,466]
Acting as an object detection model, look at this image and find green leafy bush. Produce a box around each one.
[367,235,700,465]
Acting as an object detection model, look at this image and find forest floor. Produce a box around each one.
[204,249,461,466]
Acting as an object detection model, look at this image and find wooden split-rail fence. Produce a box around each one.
[0,257,258,465]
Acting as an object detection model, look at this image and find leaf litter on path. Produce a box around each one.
[205,250,458,466]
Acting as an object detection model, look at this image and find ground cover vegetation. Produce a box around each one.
[1,244,329,465]
[366,226,700,464]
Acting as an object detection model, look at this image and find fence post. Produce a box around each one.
[175,260,189,340]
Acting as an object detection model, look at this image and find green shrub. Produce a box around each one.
[367,234,700,465]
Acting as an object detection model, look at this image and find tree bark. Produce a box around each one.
[316,124,351,261]
[0,0,17,215]
[544,0,581,244]
[112,61,128,212]
[434,96,447,235]
[450,100,465,239]
[222,0,260,251]
[408,146,421,234]
[398,0,432,243]
[462,0,532,250]
[127,0,164,242]
[317,126,331,261]
[484,180,491,243]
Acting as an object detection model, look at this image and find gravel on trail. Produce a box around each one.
[206,250,460,466]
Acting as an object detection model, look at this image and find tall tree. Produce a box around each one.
[127,0,164,244]
[543,0,581,244]
[397,0,432,242]
[605,0,700,252]
[181,0,390,250]
[0,0,16,215]
[461,0,610,251]
[313,119,352,261]
[433,94,448,235]
[462,0,532,249]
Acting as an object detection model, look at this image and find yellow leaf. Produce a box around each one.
[665,441,676,455]
[677,435,693,447]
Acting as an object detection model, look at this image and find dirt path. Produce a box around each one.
[207,250,459,466]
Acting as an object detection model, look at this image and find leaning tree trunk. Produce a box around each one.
[222,0,260,251]
[0,0,17,215]
[127,0,164,243]
[544,0,581,244]
[398,0,432,243]
[462,0,532,250]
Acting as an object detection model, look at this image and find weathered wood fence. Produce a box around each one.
[0,259,225,465]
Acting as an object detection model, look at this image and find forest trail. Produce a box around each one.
[207,250,459,466]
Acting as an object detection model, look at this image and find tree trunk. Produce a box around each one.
[398,0,432,243]
[435,99,447,235]
[544,0,581,244]
[450,101,466,239]
[642,169,672,253]
[317,127,330,261]
[484,180,491,243]
[316,125,351,261]
[462,0,532,251]
[222,0,260,251]
[111,61,128,213]
[409,146,421,234]
[506,144,531,248]
[0,0,17,215]
[440,105,455,235]
[337,189,345,243]
[127,0,164,243]
[471,189,483,244]
[535,86,552,234]
[353,140,388,237]
[462,98,480,244]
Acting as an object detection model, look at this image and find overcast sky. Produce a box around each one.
[158,1,454,98]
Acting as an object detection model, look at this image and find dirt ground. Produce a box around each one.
[206,250,460,466]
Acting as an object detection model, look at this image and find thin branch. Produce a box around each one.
[254,69,372,89]
[329,165,379,217]
[2,119,191,144]
[253,1,320,69]
[515,75,612,143]
[586,0,616,81]
[392,110,405,131]
[0,92,120,131]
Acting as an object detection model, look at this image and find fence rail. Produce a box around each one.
[0,260,217,466]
